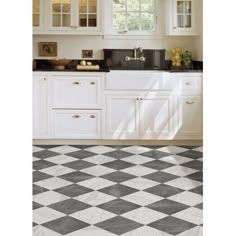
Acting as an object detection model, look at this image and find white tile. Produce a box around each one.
[168,191,203,206]
[162,166,198,177]
[173,207,203,225]
[33,191,69,206]
[122,207,167,224]
[177,226,203,236]
[45,154,77,164]
[121,191,163,206]
[40,165,75,176]
[122,155,154,165]
[75,191,116,206]
[122,177,159,190]
[66,226,117,236]
[192,146,203,153]
[121,226,172,236]
[33,146,44,152]
[71,207,116,224]
[121,146,152,154]
[33,225,62,236]
[83,155,115,165]
[78,177,115,190]
[159,155,192,165]
[80,165,115,176]
[33,207,65,224]
[33,157,40,162]
[34,177,72,190]
[165,177,202,191]
[157,146,189,154]
[121,165,156,177]
[48,145,80,154]
[198,158,203,162]
[85,145,116,154]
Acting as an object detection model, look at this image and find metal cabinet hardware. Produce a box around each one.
[136,98,139,100]
[186,101,194,104]
[90,115,96,118]
[140,98,143,100]
[43,78,46,81]
[185,82,194,85]
[72,115,81,118]
[90,82,96,85]
[73,82,80,85]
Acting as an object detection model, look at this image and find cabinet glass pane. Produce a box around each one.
[185,1,191,13]
[177,1,184,14]
[88,0,97,13]
[88,14,97,26]
[53,14,61,26]
[33,14,39,26]
[79,14,87,26]
[127,12,139,30]
[62,14,71,26]
[141,12,153,31]
[184,15,191,27]
[127,0,139,11]
[79,0,87,13]
[113,12,126,31]
[177,15,183,28]
[33,0,40,27]
[33,0,40,12]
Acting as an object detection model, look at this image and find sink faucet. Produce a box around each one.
[125,47,146,62]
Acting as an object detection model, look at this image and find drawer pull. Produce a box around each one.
[90,82,96,85]
[140,98,143,100]
[72,115,81,118]
[186,101,194,104]
[43,78,46,81]
[90,115,96,118]
[73,82,80,85]
[136,98,139,100]
[185,82,194,85]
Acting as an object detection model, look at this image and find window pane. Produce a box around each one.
[127,0,139,11]
[113,12,126,31]
[141,12,153,31]
[127,12,139,30]
[141,0,153,12]
[113,0,125,11]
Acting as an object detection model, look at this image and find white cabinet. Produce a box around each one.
[33,75,48,138]
[166,0,198,35]
[33,0,44,33]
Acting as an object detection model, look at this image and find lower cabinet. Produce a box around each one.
[104,94,174,139]
[49,110,101,139]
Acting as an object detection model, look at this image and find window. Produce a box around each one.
[112,0,156,32]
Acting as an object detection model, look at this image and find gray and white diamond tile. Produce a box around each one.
[33,145,203,236]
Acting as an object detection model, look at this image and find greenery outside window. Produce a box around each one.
[113,0,156,33]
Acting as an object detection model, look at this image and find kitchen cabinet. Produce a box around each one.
[47,0,101,34]
[33,75,48,138]
[166,0,198,35]
[33,0,44,33]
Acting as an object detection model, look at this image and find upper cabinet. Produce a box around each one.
[166,0,198,35]
[33,0,44,33]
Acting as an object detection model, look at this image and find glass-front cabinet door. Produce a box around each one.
[175,0,192,29]
[33,0,43,32]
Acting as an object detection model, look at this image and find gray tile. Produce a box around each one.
[102,160,135,170]
[194,203,203,210]
[103,150,134,159]
[33,150,60,159]
[63,160,95,171]
[95,216,142,235]
[145,184,184,198]
[33,184,49,195]
[33,171,52,183]
[142,160,174,170]
[148,216,196,235]
[178,145,200,149]
[98,199,140,215]
[33,201,43,210]
[42,216,89,235]
[140,150,171,159]
[34,145,61,149]
[143,171,178,183]
[147,199,189,215]
[102,171,136,183]
[59,171,94,183]
[106,145,130,149]
[186,171,203,182]
[181,160,203,171]
[33,222,38,227]
[99,184,138,198]
[178,150,203,159]
[54,184,93,197]
[140,145,165,149]
[48,199,91,214]
[67,150,97,159]
[70,145,96,149]
[189,185,203,195]
[33,160,56,171]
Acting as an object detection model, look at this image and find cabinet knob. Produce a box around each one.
[73,82,80,85]
[71,25,74,28]
[186,101,194,104]
[173,26,176,29]
[43,78,46,81]
[90,115,96,118]
[137,98,139,100]
[72,115,81,118]
[74,26,77,28]
[185,82,194,85]
[140,98,143,100]
[90,82,96,85]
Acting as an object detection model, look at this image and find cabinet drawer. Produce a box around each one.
[106,71,174,91]
[179,76,202,94]
[50,76,101,108]
[51,110,101,138]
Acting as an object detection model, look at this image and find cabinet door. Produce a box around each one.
[139,95,174,139]
[105,95,139,139]
[176,96,202,138]
[50,75,101,109]
[33,75,48,138]
[33,0,44,32]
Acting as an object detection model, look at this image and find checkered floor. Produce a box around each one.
[33,145,203,236]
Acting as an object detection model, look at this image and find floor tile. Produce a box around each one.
[194,203,203,210]
[156,146,189,154]
[80,165,116,176]
[71,207,116,225]
[189,185,203,195]
[34,177,72,190]
[103,150,134,159]
[144,171,179,183]
[33,225,62,236]
[33,207,65,224]
[147,199,189,215]
[102,160,135,170]
[105,145,130,150]
[178,225,203,236]
[165,177,202,191]
[59,171,94,183]
[140,150,171,159]
[148,216,196,235]
[102,171,136,183]
[122,177,159,190]
[33,201,43,210]
[168,191,203,207]
[54,184,93,197]
[142,160,174,171]
[62,160,95,171]
[33,150,60,159]
[192,146,203,152]
[84,145,116,154]
[40,165,75,176]
[83,155,115,165]
[162,166,198,177]
[42,216,89,235]
[97,199,140,215]
[185,171,203,182]
[122,207,167,225]
[121,165,157,176]
[48,145,80,154]
[70,145,97,149]
[33,157,40,162]
[67,150,101,159]
[159,155,192,165]
[33,191,69,206]
[121,226,172,236]
[181,161,203,171]
[33,184,49,195]
[78,177,115,190]
[45,155,78,165]
[75,191,116,206]
[121,191,163,206]
[121,155,154,165]
[33,171,52,183]
[173,207,203,225]
[120,146,152,154]
[33,160,56,170]
[95,216,142,235]
[33,146,44,153]
[178,150,203,159]
[35,145,61,149]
